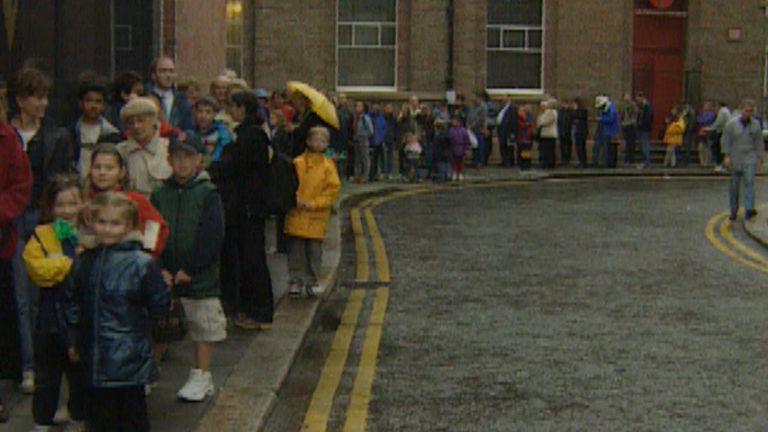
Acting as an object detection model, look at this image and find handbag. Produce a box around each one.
[467,129,479,149]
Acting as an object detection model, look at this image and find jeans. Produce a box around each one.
[711,132,724,165]
[682,131,694,165]
[287,236,323,286]
[407,158,421,181]
[12,209,39,373]
[623,126,637,164]
[369,145,384,181]
[353,138,370,179]
[383,142,394,175]
[637,130,651,165]
[471,129,485,166]
[591,134,606,167]
[730,164,756,215]
[573,131,587,167]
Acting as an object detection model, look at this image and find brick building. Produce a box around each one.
[222,0,766,134]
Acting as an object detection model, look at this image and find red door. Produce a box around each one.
[632,13,685,137]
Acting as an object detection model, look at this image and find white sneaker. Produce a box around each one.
[177,369,214,402]
[31,425,51,432]
[19,370,34,394]
[306,284,324,298]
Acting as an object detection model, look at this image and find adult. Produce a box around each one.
[593,95,619,168]
[352,101,373,183]
[557,100,573,166]
[483,93,498,166]
[681,102,696,166]
[635,92,653,168]
[0,85,32,422]
[710,101,731,173]
[571,98,589,168]
[496,95,518,167]
[146,56,194,131]
[722,100,763,221]
[9,67,74,394]
[370,102,388,181]
[536,99,558,169]
[104,70,143,132]
[619,92,638,165]
[288,89,329,158]
[695,101,715,166]
[116,97,173,195]
[209,90,274,329]
[466,93,488,167]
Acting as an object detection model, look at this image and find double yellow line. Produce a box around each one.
[301,189,426,432]
[705,209,768,274]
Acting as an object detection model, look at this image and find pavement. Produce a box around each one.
[0,162,761,431]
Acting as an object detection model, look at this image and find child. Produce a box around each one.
[71,79,121,180]
[22,174,86,431]
[403,132,423,183]
[193,95,232,168]
[284,126,341,297]
[150,134,226,402]
[84,143,168,257]
[64,192,169,431]
[663,109,685,168]
[448,116,470,181]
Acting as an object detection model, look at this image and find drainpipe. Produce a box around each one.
[446,0,454,91]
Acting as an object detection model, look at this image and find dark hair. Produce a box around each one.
[112,70,143,101]
[89,143,129,191]
[193,95,219,111]
[636,91,645,99]
[231,90,263,120]
[39,173,82,223]
[78,78,108,100]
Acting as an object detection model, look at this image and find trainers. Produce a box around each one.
[288,282,302,297]
[19,370,34,394]
[177,369,214,402]
[305,284,324,298]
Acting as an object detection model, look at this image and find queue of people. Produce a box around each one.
[0,57,341,431]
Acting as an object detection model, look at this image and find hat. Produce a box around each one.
[168,130,204,154]
[120,97,158,121]
[254,88,269,99]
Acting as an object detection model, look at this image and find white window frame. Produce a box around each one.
[336,0,398,92]
[486,0,545,95]
[225,0,244,77]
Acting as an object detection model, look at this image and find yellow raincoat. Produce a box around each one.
[22,225,73,288]
[663,117,685,146]
[284,152,341,240]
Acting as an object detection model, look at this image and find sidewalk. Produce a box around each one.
[0,164,739,431]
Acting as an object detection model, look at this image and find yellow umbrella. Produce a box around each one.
[286,81,340,129]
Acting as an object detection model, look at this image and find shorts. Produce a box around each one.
[179,297,227,342]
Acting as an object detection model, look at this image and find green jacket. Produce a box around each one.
[151,171,224,299]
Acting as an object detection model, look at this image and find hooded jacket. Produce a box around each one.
[65,233,169,388]
[284,151,341,240]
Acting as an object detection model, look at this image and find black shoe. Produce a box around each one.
[746,209,758,220]
[729,211,737,221]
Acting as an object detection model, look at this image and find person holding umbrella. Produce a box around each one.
[286,81,339,158]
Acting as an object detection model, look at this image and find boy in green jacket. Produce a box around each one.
[150,132,226,402]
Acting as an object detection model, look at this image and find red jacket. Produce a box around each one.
[86,186,169,258]
[0,122,32,259]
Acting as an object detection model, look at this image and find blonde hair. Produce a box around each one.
[307,126,330,143]
[90,191,140,230]
[120,97,159,122]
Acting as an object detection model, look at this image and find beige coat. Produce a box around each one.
[117,132,173,195]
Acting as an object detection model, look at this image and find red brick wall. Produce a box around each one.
[174,0,227,84]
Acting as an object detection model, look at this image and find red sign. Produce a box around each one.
[649,0,675,9]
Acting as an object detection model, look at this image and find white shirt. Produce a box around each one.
[17,129,37,152]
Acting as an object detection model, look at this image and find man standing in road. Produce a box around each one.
[722,99,763,221]
[147,56,194,131]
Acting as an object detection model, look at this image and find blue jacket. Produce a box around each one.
[65,235,169,388]
[599,100,620,137]
[371,111,388,146]
[146,83,195,131]
[197,120,233,164]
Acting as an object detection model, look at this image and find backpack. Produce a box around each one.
[268,149,299,214]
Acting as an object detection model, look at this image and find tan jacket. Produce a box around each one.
[117,132,173,195]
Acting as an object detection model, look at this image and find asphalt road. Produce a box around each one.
[269,178,768,431]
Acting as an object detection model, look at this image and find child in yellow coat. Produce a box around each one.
[663,112,686,167]
[284,126,341,297]
[22,173,87,430]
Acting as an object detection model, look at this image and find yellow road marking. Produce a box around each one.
[301,289,365,432]
[343,287,390,432]
[364,208,389,282]
[350,207,369,281]
[705,212,768,274]
[719,220,768,267]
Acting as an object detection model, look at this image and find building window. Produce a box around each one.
[486,0,544,92]
[337,0,397,90]
[226,0,244,76]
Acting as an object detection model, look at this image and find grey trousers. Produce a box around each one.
[287,236,323,286]
[354,138,370,179]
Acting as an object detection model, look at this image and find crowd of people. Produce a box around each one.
[0,53,765,431]
[0,56,341,431]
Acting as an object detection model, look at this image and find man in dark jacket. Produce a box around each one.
[636,92,654,168]
[497,95,518,167]
[146,56,194,131]
[209,90,274,330]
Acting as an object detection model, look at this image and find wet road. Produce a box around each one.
[268,178,768,431]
